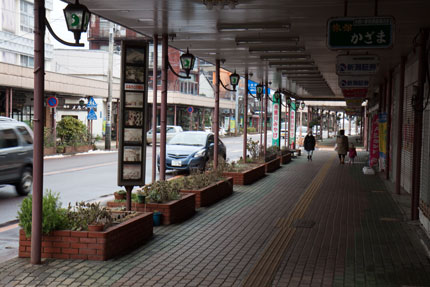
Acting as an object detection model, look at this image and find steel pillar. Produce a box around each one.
[159,34,168,181]
[31,0,45,265]
[152,35,158,182]
[411,30,428,220]
[264,80,268,155]
[395,56,406,195]
[5,88,9,117]
[243,73,248,161]
[386,71,393,180]
[214,59,220,168]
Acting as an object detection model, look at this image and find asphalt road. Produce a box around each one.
[0,132,272,262]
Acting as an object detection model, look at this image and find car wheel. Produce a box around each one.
[15,167,32,196]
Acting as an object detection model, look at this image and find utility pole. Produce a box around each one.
[105,22,114,150]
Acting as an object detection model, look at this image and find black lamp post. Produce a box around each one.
[179,48,196,78]
[63,0,91,44]
[274,90,281,102]
[229,70,240,90]
[256,83,263,99]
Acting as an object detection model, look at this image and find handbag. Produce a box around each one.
[334,143,338,151]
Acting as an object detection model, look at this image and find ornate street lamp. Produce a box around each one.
[229,70,240,90]
[179,48,196,78]
[63,0,91,44]
[286,97,292,106]
[301,102,305,109]
[256,83,264,99]
[274,90,281,102]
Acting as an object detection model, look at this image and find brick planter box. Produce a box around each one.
[265,157,281,173]
[64,145,93,154]
[19,212,153,261]
[223,164,266,185]
[44,147,56,155]
[181,177,233,208]
[107,193,196,225]
[280,152,292,164]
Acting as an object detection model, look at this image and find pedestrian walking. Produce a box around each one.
[335,129,349,164]
[304,131,316,161]
[348,143,357,165]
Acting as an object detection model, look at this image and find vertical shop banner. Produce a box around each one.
[289,103,296,147]
[118,41,149,187]
[272,98,281,147]
[369,114,379,167]
[378,112,387,170]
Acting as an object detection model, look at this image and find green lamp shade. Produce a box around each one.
[63,1,91,33]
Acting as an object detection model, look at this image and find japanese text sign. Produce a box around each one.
[339,76,370,89]
[327,17,394,49]
[342,88,368,98]
[336,54,380,75]
[272,101,281,146]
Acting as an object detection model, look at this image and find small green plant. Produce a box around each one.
[246,138,260,161]
[247,127,257,133]
[66,202,113,230]
[147,180,181,203]
[44,127,56,148]
[17,190,70,237]
[115,190,126,195]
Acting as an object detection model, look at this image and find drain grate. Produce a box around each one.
[292,219,316,228]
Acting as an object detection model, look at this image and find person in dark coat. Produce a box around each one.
[336,129,349,164]
[304,131,316,161]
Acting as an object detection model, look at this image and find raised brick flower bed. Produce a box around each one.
[108,193,196,225]
[223,164,266,185]
[265,157,281,173]
[280,152,292,164]
[181,177,233,208]
[19,212,153,261]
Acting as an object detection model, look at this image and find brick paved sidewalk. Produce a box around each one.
[1,150,429,287]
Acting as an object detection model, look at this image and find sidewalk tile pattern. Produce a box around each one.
[1,150,429,287]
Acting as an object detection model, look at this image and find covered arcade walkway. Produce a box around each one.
[1,146,429,286]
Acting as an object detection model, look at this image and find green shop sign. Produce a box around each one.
[327,17,394,49]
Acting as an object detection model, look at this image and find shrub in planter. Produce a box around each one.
[17,190,70,237]
[56,117,89,147]
[66,202,113,231]
[114,190,126,200]
[265,145,279,162]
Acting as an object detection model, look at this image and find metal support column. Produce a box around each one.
[411,30,428,220]
[243,73,248,161]
[264,80,268,155]
[395,56,406,195]
[105,22,114,150]
[151,34,158,183]
[5,88,9,117]
[31,0,45,265]
[214,59,220,168]
[159,34,168,181]
[386,71,393,180]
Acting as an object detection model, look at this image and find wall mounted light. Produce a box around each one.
[45,0,91,47]
[63,0,91,44]
[167,48,196,79]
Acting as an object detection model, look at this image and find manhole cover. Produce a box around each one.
[292,219,316,228]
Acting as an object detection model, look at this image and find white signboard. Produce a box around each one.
[339,76,370,89]
[336,54,379,75]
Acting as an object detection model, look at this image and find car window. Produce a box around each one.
[208,135,214,145]
[17,126,33,144]
[156,127,161,133]
[0,129,19,148]
[167,127,175,133]
[168,133,206,146]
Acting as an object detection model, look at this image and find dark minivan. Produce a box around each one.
[0,117,33,195]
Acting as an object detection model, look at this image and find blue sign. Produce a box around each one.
[248,80,270,95]
[47,96,58,108]
[87,97,97,109]
[87,109,97,120]
[187,106,194,113]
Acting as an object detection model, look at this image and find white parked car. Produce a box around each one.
[146,125,183,145]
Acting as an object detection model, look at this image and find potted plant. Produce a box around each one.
[137,190,146,204]
[114,190,126,200]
